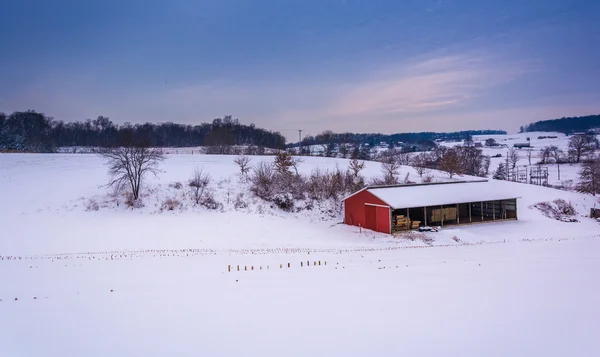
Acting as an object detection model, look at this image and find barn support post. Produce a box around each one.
[440,205,444,226]
[469,203,472,223]
[424,206,427,226]
[481,202,484,222]
[492,201,496,221]
[389,208,392,235]
[456,204,460,225]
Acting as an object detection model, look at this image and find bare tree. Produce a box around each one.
[482,156,491,176]
[349,156,366,177]
[396,151,413,166]
[338,143,350,158]
[290,156,304,175]
[189,169,211,204]
[539,146,552,164]
[549,145,564,180]
[508,148,519,169]
[100,146,164,200]
[525,148,533,165]
[438,148,461,178]
[380,156,400,184]
[568,133,598,163]
[234,155,252,177]
[576,155,600,195]
[411,152,430,177]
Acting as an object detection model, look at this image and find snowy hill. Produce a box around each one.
[1,152,600,356]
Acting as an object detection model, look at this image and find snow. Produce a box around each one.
[366,180,519,208]
[1,152,600,356]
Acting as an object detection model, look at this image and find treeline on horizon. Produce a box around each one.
[0,111,287,152]
[293,129,507,148]
[520,114,600,134]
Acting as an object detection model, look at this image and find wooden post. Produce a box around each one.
[424,206,427,226]
[301,262,303,267]
[237,265,240,271]
[288,263,290,268]
[228,265,231,272]
[456,204,460,225]
[440,205,444,226]
[492,201,496,221]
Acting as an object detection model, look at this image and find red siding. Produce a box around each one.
[344,190,391,234]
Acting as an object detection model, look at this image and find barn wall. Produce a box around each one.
[344,190,390,233]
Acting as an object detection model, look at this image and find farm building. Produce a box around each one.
[342,181,519,234]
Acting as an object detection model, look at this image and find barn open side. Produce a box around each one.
[343,181,519,234]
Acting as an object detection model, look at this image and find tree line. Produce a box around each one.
[292,129,507,148]
[0,111,286,152]
[520,114,600,134]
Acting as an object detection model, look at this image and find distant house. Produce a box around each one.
[342,181,519,234]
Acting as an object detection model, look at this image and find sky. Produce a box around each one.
[1,0,599,142]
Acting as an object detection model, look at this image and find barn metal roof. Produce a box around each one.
[361,180,519,209]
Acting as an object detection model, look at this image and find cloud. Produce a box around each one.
[2,49,588,142]
[278,53,536,126]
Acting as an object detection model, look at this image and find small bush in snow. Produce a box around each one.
[533,200,576,220]
[234,193,248,209]
[553,199,576,216]
[189,169,211,205]
[250,162,275,200]
[234,155,252,178]
[124,193,144,209]
[86,199,99,211]
[272,193,294,211]
[169,182,183,190]
[162,197,182,211]
[200,192,222,210]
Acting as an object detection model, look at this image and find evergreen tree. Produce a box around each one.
[576,156,600,196]
[493,162,507,180]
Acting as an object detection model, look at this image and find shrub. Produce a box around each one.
[169,182,183,190]
[234,193,248,209]
[162,197,182,211]
[272,193,294,211]
[189,169,211,204]
[86,199,99,211]
[250,162,275,200]
[534,200,576,219]
[553,199,576,216]
[125,193,144,208]
[200,192,222,210]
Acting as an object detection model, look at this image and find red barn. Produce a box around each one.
[343,181,519,234]
[342,187,393,234]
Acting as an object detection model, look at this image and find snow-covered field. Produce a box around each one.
[1,153,600,356]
